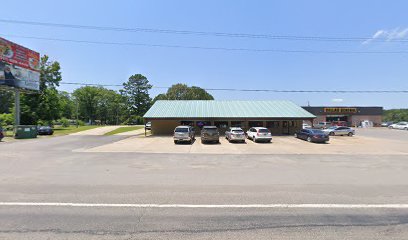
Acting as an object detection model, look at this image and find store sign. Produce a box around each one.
[0,37,40,91]
[324,108,357,113]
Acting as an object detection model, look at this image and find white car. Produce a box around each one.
[246,127,272,143]
[388,122,408,130]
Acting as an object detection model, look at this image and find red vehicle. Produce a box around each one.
[331,121,347,127]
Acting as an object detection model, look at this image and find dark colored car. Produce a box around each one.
[38,126,54,135]
[201,126,220,144]
[0,127,4,141]
[295,129,329,143]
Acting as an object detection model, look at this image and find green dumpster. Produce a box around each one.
[15,125,38,139]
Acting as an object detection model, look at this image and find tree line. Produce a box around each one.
[0,56,214,127]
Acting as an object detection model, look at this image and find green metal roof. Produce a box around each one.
[144,100,315,119]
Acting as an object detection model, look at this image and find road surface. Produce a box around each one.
[0,133,407,239]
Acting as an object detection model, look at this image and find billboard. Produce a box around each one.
[0,37,40,91]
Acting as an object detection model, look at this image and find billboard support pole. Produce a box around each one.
[14,89,20,126]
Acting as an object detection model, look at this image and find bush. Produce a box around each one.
[0,113,13,127]
[60,118,70,127]
[77,120,85,126]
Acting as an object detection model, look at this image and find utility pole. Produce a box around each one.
[14,89,20,126]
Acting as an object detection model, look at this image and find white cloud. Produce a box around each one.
[363,27,408,44]
[332,98,344,103]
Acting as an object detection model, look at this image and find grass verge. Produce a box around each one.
[53,125,101,136]
[104,126,144,136]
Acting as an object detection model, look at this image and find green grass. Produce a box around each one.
[52,125,101,136]
[104,126,144,136]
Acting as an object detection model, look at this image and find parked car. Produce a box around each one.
[322,126,355,136]
[294,129,329,143]
[246,127,272,143]
[388,122,408,130]
[201,126,220,144]
[225,127,245,143]
[37,126,54,135]
[173,126,195,144]
[0,127,4,141]
[381,121,394,127]
[145,122,151,130]
[302,123,312,129]
[314,122,332,129]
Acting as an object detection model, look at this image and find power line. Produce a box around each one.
[58,82,408,93]
[2,34,408,54]
[1,19,408,43]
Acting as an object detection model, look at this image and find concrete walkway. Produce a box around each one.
[70,126,122,136]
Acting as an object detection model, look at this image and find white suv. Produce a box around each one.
[246,127,272,143]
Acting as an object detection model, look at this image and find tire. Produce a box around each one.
[216,140,220,144]
[174,140,178,144]
[294,133,298,138]
[253,137,257,143]
[307,137,312,142]
[329,132,335,136]
[347,132,353,136]
[201,140,205,144]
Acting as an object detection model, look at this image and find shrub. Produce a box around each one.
[0,113,13,127]
[60,118,70,127]
[77,120,85,126]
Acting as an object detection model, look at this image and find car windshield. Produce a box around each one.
[175,128,189,133]
[310,129,325,134]
[232,130,244,133]
[258,129,269,133]
[203,127,217,132]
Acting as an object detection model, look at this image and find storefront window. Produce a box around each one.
[214,121,228,129]
[248,121,263,128]
[180,121,194,126]
[196,121,211,129]
[266,121,280,128]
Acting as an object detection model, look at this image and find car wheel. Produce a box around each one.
[347,132,353,136]
[294,133,298,138]
[329,132,335,136]
[253,137,257,143]
[174,140,178,144]
[216,140,220,144]
[307,137,312,142]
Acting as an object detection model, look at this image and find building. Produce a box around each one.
[302,106,383,127]
[144,100,316,135]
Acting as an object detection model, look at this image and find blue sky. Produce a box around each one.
[1,0,407,108]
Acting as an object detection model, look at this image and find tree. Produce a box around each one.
[0,91,13,113]
[58,91,75,119]
[153,83,214,103]
[73,86,101,124]
[20,55,62,124]
[120,74,152,117]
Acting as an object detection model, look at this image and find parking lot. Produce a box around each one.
[83,128,408,155]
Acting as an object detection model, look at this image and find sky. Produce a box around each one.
[1,0,408,109]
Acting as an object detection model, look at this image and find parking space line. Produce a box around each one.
[1,202,408,209]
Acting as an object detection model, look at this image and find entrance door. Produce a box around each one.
[282,121,289,134]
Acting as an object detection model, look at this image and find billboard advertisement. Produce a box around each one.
[0,37,40,91]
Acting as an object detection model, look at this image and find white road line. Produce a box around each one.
[1,202,408,209]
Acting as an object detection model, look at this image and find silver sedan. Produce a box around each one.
[322,126,355,136]
[225,127,246,143]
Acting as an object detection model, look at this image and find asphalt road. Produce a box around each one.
[0,133,407,239]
